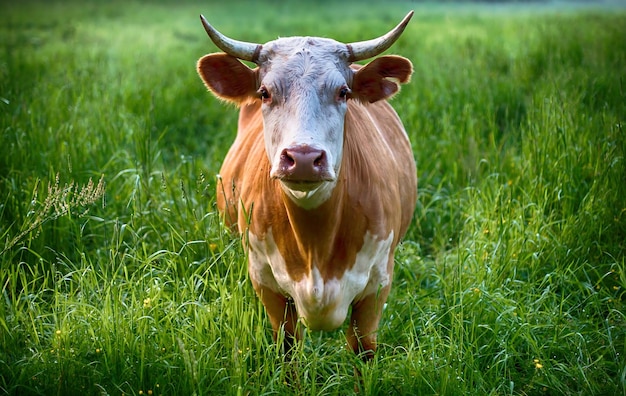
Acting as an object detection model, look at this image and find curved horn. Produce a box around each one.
[200,15,263,63]
[346,11,414,62]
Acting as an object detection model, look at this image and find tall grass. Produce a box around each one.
[1,1,625,395]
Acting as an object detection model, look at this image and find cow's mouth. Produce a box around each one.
[278,177,337,207]
[279,179,326,192]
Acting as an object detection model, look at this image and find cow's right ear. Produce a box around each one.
[197,53,258,105]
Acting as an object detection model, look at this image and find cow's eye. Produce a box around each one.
[258,86,271,102]
[337,86,351,101]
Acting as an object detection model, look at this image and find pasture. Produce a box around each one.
[1,1,625,394]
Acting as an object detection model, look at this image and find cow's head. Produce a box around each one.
[197,12,413,208]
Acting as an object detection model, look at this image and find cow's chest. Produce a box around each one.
[247,229,394,331]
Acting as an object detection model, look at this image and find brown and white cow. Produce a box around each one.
[197,11,417,359]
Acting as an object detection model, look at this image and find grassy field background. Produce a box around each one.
[1,1,625,395]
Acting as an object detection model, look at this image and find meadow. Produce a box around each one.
[1,0,625,395]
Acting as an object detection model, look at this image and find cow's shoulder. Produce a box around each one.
[217,101,268,230]
[342,100,417,240]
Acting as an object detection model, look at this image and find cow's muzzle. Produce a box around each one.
[271,145,335,186]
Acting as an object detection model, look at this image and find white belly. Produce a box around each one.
[248,230,393,331]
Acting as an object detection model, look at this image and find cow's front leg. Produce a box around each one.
[347,284,391,361]
[253,283,301,355]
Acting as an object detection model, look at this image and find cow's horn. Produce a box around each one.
[200,15,263,63]
[346,11,414,62]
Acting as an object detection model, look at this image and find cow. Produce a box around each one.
[196,11,417,360]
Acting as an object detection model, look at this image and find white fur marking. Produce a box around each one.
[248,229,394,331]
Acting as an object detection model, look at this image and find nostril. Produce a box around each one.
[313,151,326,168]
[280,150,296,168]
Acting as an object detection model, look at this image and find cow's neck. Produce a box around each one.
[280,180,344,265]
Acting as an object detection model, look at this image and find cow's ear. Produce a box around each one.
[351,56,413,103]
[197,53,258,104]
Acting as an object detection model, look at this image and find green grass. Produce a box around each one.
[1,0,625,394]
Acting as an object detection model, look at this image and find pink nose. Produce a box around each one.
[274,145,332,182]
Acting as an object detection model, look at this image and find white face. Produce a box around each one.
[256,38,352,208]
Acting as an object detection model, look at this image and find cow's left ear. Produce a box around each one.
[197,53,258,105]
[351,55,413,103]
